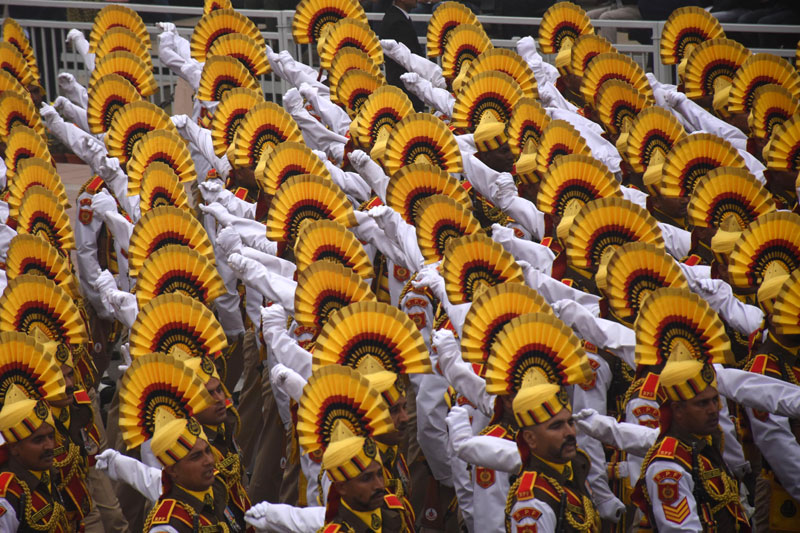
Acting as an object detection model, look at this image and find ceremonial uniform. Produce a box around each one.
[205,410,251,526]
[472,422,518,533]
[144,478,240,533]
[505,451,598,533]
[633,431,749,532]
[318,494,413,533]
[0,459,71,533]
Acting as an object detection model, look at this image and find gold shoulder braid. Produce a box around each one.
[19,478,68,531]
[143,499,231,533]
[539,474,598,532]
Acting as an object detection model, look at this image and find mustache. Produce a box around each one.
[561,436,577,449]
[41,450,54,460]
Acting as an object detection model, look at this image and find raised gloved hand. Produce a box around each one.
[91,190,117,218]
[380,39,400,55]
[282,87,304,114]
[348,149,371,169]
[65,29,84,45]
[260,304,288,337]
[216,227,243,258]
[399,72,419,86]
[551,300,607,347]
[297,82,317,102]
[170,113,189,129]
[39,102,58,121]
[572,408,598,422]
[155,21,177,33]
[244,501,272,530]
[489,172,518,211]
[198,202,236,227]
[94,269,118,294]
[412,263,447,304]
[198,179,225,204]
[445,405,473,451]
[270,363,307,401]
[312,149,329,163]
[432,328,459,370]
[94,448,120,472]
[516,36,537,58]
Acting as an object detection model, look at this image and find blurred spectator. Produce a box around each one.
[378,0,426,111]
[587,1,642,42]
[637,0,711,21]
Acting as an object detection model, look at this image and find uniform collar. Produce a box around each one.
[178,484,215,509]
[532,453,574,481]
[342,499,382,532]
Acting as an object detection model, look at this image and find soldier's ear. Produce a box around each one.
[521,427,537,451]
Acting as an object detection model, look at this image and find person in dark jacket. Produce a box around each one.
[378,0,426,111]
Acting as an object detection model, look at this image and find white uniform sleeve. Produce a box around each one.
[551,300,636,369]
[489,173,547,240]
[645,460,703,532]
[321,157,372,205]
[399,72,455,116]
[157,27,202,90]
[663,91,747,151]
[411,264,471,335]
[95,449,162,503]
[92,191,134,251]
[520,266,601,314]
[574,410,658,457]
[57,72,88,109]
[66,28,95,72]
[0,498,20,531]
[508,496,558,533]
[491,224,555,274]
[366,206,425,273]
[433,330,494,418]
[516,35,559,87]
[538,82,579,112]
[348,149,390,202]
[621,185,649,209]
[245,502,325,533]
[350,211,410,269]
[415,373,455,484]
[283,89,347,163]
[268,329,312,380]
[684,277,764,335]
[546,108,622,174]
[298,83,350,136]
[53,95,91,133]
[657,222,692,260]
[381,39,446,89]
[572,356,626,522]
[226,253,296,311]
[172,116,232,180]
[267,47,329,95]
[148,526,180,533]
[717,367,800,418]
[747,409,800,500]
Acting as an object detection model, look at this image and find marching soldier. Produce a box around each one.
[632,360,750,532]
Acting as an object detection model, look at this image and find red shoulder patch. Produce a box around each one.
[233,187,249,201]
[393,264,410,282]
[654,437,678,459]
[639,372,660,401]
[632,405,660,420]
[748,354,770,376]
[654,470,681,505]
[512,507,542,522]
[484,425,508,439]
[516,525,537,533]
[515,471,537,501]
[384,494,404,509]
[73,389,91,405]
[323,524,341,533]
[150,499,177,525]
[0,472,16,497]
[683,254,702,267]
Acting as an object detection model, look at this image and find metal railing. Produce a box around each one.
[3,0,798,105]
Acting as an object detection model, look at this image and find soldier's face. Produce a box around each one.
[10,423,55,472]
[379,395,409,445]
[167,438,216,492]
[49,365,75,408]
[477,142,515,174]
[337,460,385,512]
[195,378,227,426]
[522,408,577,464]
[673,386,720,435]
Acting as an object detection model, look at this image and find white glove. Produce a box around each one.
[228,253,296,310]
[312,149,328,163]
[93,448,119,472]
[57,72,88,109]
[489,173,518,211]
[91,190,117,217]
[445,405,474,451]
[516,36,537,58]
[39,102,58,121]
[260,304,288,339]
[412,263,447,304]
[270,363,307,402]
[198,202,236,227]
[216,227,243,258]
[170,113,188,129]
[350,149,390,201]
[65,29,84,45]
[432,328,459,370]
[198,179,226,204]
[597,498,626,523]
[572,408,598,422]
[283,87,304,114]
[245,501,272,531]
[94,269,118,294]
[400,72,419,85]
[156,21,176,33]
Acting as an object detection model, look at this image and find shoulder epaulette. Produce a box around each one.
[322,524,342,533]
[480,424,509,440]
[0,472,20,498]
[639,372,660,401]
[150,499,193,527]
[683,254,702,267]
[515,471,537,501]
[749,353,780,378]
[533,474,560,501]
[653,437,692,469]
[73,389,91,405]
[83,175,106,195]
[233,187,249,201]
[384,494,404,510]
